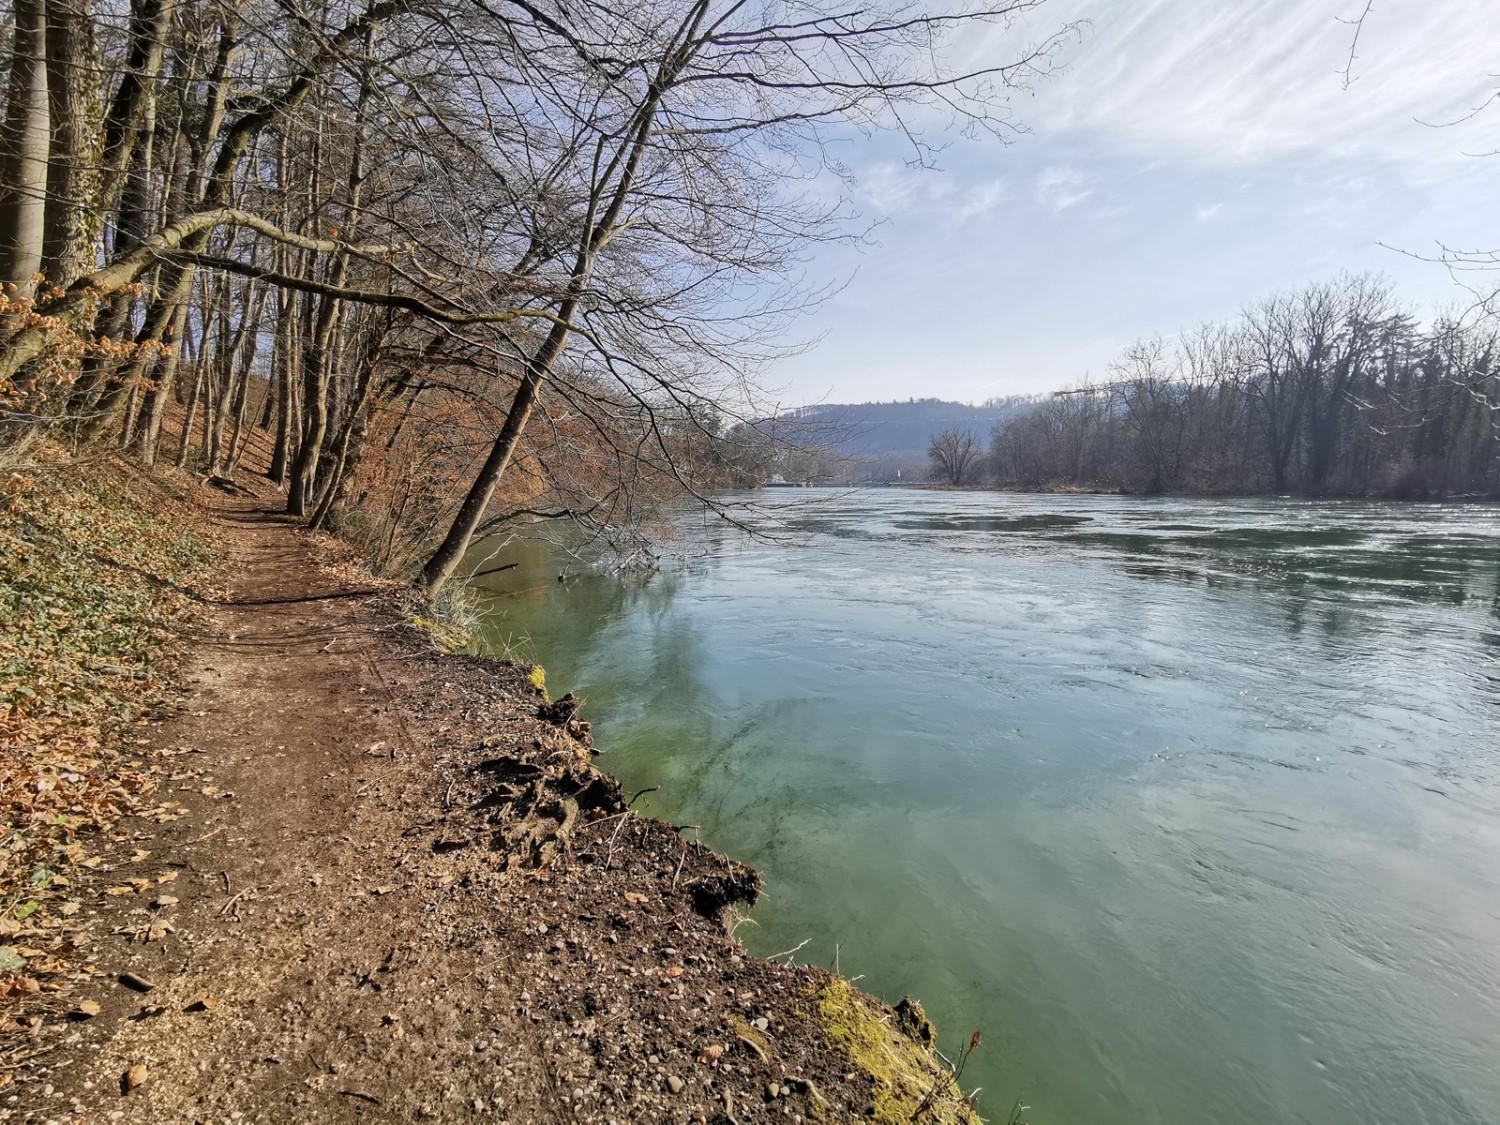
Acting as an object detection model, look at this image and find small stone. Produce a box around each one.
[123,1064,148,1091]
[666,1076,685,1095]
[571,1088,585,1102]
[753,1017,769,1032]
[768,1083,781,1100]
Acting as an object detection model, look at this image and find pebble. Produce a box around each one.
[666,1076,685,1095]
[753,1017,769,1032]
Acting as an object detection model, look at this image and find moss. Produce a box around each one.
[804,976,978,1124]
[728,1015,769,1055]
[527,664,547,700]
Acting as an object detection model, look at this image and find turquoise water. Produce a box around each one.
[468,490,1500,1125]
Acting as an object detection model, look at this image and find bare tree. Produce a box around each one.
[928,428,982,486]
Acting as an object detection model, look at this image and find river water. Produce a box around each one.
[468,490,1500,1125]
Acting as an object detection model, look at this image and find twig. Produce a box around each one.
[1335,0,1375,91]
[217,885,260,917]
[768,938,810,964]
[603,811,633,870]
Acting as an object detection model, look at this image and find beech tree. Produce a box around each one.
[2,0,1074,591]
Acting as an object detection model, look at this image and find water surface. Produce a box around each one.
[470,491,1500,1125]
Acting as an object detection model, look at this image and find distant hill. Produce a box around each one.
[777,396,1037,455]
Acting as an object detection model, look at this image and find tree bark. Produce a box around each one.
[0,0,51,299]
[41,0,103,288]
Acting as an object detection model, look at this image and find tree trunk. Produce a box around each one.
[417,368,543,595]
[0,0,51,299]
[135,300,190,464]
[175,361,205,468]
[41,0,103,289]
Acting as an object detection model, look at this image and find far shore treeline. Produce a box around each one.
[920,274,1498,499]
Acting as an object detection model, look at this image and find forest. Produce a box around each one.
[987,275,1500,497]
[0,0,1071,592]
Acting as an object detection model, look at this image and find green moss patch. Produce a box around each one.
[804,976,978,1124]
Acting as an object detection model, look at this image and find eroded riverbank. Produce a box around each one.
[4,465,978,1123]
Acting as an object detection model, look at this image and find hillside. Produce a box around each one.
[771,397,1038,480]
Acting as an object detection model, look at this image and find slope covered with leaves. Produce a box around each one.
[0,456,218,1027]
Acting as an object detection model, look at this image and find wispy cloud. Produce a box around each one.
[990,0,1497,172]
[859,162,930,213]
[1034,166,1094,212]
[957,177,1008,221]
[1193,202,1225,222]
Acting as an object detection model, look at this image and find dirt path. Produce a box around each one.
[8,486,977,1125]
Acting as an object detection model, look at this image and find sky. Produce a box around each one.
[770,0,1500,406]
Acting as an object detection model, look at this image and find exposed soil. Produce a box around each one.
[3,476,977,1123]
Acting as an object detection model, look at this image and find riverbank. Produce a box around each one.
[1,457,980,1123]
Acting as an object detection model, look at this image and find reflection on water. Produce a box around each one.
[469,491,1500,1125]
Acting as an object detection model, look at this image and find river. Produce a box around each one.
[468,489,1500,1125]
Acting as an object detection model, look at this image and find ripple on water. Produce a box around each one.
[468,489,1500,1125]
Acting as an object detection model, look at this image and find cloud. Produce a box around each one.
[859,162,929,213]
[984,0,1498,173]
[1034,166,1094,212]
[957,177,1009,221]
[1193,202,1224,222]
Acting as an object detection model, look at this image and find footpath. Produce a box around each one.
[5,478,977,1124]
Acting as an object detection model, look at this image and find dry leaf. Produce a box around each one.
[152,895,179,907]
[624,891,648,904]
[697,1043,726,1064]
[102,885,136,896]
[155,871,178,885]
[665,966,684,979]
[75,999,101,1018]
[124,1064,148,1090]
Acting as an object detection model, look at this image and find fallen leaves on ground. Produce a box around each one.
[1,454,218,1024]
